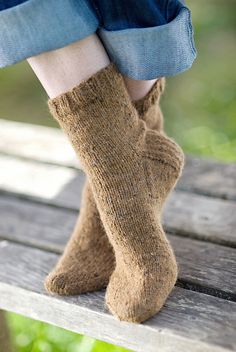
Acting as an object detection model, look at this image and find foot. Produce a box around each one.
[105,130,183,322]
[44,180,115,295]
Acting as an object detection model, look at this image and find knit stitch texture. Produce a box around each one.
[45,77,166,296]
[48,64,184,322]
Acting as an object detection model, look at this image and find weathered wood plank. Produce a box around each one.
[179,156,236,201]
[0,119,235,200]
[0,154,235,246]
[163,191,236,247]
[0,154,84,208]
[0,119,78,167]
[0,194,74,253]
[0,195,235,299]
[0,240,235,352]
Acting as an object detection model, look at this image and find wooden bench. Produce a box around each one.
[0,119,235,352]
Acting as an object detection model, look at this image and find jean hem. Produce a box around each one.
[99,7,197,79]
[0,0,99,67]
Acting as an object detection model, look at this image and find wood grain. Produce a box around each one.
[0,240,235,352]
[0,154,235,246]
[179,156,236,201]
[163,191,236,247]
[0,195,235,299]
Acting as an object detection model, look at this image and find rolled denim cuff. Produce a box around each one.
[0,0,99,68]
[99,7,197,79]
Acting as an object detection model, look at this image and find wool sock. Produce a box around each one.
[45,78,165,295]
[48,64,184,323]
[134,77,165,132]
[45,180,114,294]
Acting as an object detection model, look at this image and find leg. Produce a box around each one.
[28,35,165,296]
[28,33,158,101]
[28,35,115,295]
[28,34,110,98]
[123,76,157,101]
[48,64,184,322]
[1,0,190,320]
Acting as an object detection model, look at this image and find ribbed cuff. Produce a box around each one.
[134,78,165,117]
[48,64,124,121]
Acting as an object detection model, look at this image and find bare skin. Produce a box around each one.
[27,34,156,100]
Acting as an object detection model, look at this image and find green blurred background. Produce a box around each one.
[0,0,235,351]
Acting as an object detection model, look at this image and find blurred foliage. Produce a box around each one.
[0,1,236,351]
[7,313,130,352]
[163,0,236,161]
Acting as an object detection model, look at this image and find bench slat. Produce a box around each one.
[0,240,235,352]
[0,119,77,167]
[0,119,235,200]
[178,156,236,201]
[0,195,235,298]
[0,154,235,247]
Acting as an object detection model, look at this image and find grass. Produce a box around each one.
[0,0,235,351]
[7,313,130,352]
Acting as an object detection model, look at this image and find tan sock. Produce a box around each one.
[135,77,165,132]
[48,64,184,323]
[45,180,114,294]
[45,78,165,295]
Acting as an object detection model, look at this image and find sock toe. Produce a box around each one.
[44,272,68,295]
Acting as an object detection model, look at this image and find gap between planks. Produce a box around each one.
[0,155,235,247]
[0,240,235,352]
[0,194,235,302]
[0,119,236,201]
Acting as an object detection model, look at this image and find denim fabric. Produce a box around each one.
[91,0,185,29]
[0,0,196,79]
[0,0,99,67]
[0,0,28,11]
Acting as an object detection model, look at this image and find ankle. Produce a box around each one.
[123,76,158,101]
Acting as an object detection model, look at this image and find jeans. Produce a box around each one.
[0,0,196,79]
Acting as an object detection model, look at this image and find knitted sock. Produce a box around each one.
[45,78,165,295]
[48,64,184,323]
[134,77,165,132]
[45,180,114,295]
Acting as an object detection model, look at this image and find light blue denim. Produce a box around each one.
[0,0,196,79]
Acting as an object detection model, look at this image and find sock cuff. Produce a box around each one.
[48,63,127,122]
[48,63,143,150]
[134,78,165,117]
